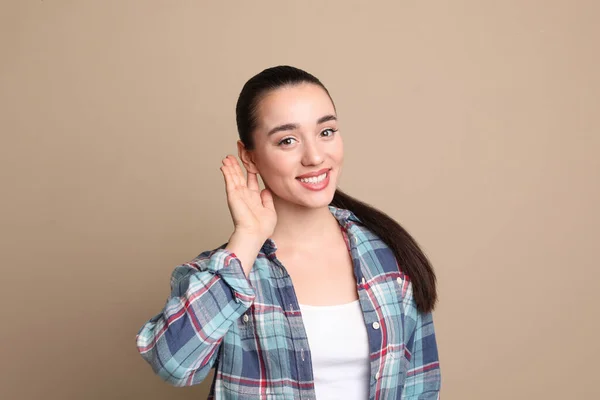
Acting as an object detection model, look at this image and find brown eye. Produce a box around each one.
[321,128,338,137]
[278,137,297,146]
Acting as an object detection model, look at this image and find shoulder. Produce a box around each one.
[348,222,400,273]
[350,220,416,292]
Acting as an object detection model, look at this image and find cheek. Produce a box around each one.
[331,138,344,163]
[256,152,296,181]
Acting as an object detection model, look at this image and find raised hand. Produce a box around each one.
[220,155,277,246]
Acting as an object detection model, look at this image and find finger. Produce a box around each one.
[247,171,259,191]
[260,188,275,210]
[223,156,243,188]
[229,156,247,188]
[220,165,236,194]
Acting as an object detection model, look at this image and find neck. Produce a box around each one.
[270,198,340,251]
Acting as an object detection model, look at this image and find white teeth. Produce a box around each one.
[299,172,327,184]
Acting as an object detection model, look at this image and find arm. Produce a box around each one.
[402,287,441,399]
[135,248,255,387]
[135,154,275,386]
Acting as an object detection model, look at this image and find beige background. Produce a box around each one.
[1,1,598,399]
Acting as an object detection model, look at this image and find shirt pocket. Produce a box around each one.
[218,384,288,400]
[392,273,409,299]
[236,309,255,340]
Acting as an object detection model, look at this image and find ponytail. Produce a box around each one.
[331,189,438,313]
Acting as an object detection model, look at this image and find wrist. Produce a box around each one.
[225,232,265,275]
[228,230,266,250]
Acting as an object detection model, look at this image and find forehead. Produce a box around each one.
[255,83,335,128]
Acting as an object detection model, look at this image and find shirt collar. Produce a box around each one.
[328,205,362,226]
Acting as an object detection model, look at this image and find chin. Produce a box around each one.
[299,198,334,209]
[294,187,337,209]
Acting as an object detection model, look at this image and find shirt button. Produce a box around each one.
[375,372,380,380]
[361,277,366,285]
[372,321,380,330]
[243,314,249,323]
[396,277,402,285]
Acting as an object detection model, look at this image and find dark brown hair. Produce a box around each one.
[235,66,437,313]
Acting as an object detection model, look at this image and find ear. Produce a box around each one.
[237,140,259,174]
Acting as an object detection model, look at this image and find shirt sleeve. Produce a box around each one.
[135,248,255,387]
[402,286,442,398]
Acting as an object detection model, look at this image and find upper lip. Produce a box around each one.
[296,168,331,179]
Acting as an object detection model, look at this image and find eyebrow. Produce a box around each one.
[267,114,337,136]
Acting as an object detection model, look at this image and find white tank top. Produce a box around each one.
[299,300,370,400]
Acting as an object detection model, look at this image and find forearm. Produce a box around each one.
[136,249,255,386]
[403,310,441,397]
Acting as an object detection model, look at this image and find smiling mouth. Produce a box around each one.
[297,171,328,184]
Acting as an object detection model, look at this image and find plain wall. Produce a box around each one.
[1,1,598,399]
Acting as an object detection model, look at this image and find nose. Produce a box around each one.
[301,138,324,166]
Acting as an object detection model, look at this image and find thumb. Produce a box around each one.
[260,188,274,210]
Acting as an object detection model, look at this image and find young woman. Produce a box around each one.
[136,66,441,399]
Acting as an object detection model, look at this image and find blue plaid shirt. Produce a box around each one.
[137,206,441,399]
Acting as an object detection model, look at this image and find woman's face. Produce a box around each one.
[242,83,344,209]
